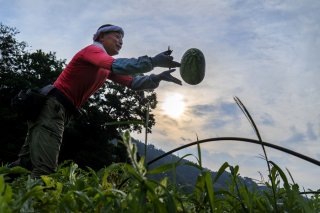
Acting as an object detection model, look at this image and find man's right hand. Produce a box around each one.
[151,50,181,68]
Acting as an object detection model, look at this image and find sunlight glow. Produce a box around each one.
[162,93,185,118]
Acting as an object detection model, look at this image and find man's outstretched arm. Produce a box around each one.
[130,69,182,90]
[108,69,182,91]
[112,49,180,75]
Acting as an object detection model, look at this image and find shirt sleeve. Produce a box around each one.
[111,56,153,75]
[108,72,134,87]
[108,73,159,91]
[130,74,159,90]
[81,46,115,69]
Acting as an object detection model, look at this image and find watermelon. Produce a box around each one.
[180,48,205,85]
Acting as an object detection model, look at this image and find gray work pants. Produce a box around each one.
[18,96,71,178]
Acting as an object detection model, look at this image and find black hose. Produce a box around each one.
[147,137,320,167]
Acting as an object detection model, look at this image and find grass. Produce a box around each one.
[0,131,319,213]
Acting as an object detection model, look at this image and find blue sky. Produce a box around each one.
[1,0,320,190]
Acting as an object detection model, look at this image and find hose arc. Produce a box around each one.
[147,137,320,167]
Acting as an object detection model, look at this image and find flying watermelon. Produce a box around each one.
[180,48,206,85]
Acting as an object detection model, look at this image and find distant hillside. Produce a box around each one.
[132,138,260,193]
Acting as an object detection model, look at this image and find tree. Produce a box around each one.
[0,23,157,169]
[0,23,67,164]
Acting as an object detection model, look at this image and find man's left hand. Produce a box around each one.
[152,69,182,85]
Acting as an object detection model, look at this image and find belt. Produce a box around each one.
[49,88,80,117]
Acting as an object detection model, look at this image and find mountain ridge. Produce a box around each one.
[132,138,261,193]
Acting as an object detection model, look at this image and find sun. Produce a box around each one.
[161,93,185,118]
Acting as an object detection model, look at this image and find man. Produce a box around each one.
[9,24,181,178]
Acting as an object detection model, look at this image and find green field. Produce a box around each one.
[1,131,319,213]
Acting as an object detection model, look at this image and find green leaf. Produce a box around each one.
[41,176,55,188]
[147,163,177,175]
[194,173,205,201]
[269,161,290,190]
[68,163,78,185]
[213,162,229,183]
[196,135,203,170]
[125,164,144,182]
[0,166,30,175]
[0,175,13,212]
[147,154,198,175]
[204,171,215,212]
[175,153,194,164]
[74,191,93,207]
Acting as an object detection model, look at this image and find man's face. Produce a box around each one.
[99,32,123,56]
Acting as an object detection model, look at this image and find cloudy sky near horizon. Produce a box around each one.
[1,0,319,189]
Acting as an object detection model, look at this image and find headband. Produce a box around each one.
[93,25,124,41]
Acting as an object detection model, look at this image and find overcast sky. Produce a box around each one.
[1,0,319,190]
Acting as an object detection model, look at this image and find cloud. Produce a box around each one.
[282,122,319,145]
[187,101,247,135]
[259,113,274,126]
[206,119,228,129]
[220,102,241,117]
[190,102,240,118]
[191,104,216,117]
[306,122,318,141]
[180,137,193,142]
[283,130,305,144]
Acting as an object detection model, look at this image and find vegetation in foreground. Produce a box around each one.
[1,132,319,213]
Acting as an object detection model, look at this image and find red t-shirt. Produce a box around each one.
[54,45,133,108]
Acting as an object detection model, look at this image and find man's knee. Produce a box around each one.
[29,125,62,176]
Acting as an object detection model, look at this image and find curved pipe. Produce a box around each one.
[147,137,320,167]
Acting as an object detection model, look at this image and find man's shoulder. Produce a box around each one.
[81,44,103,52]
[80,44,108,55]
[73,45,105,59]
